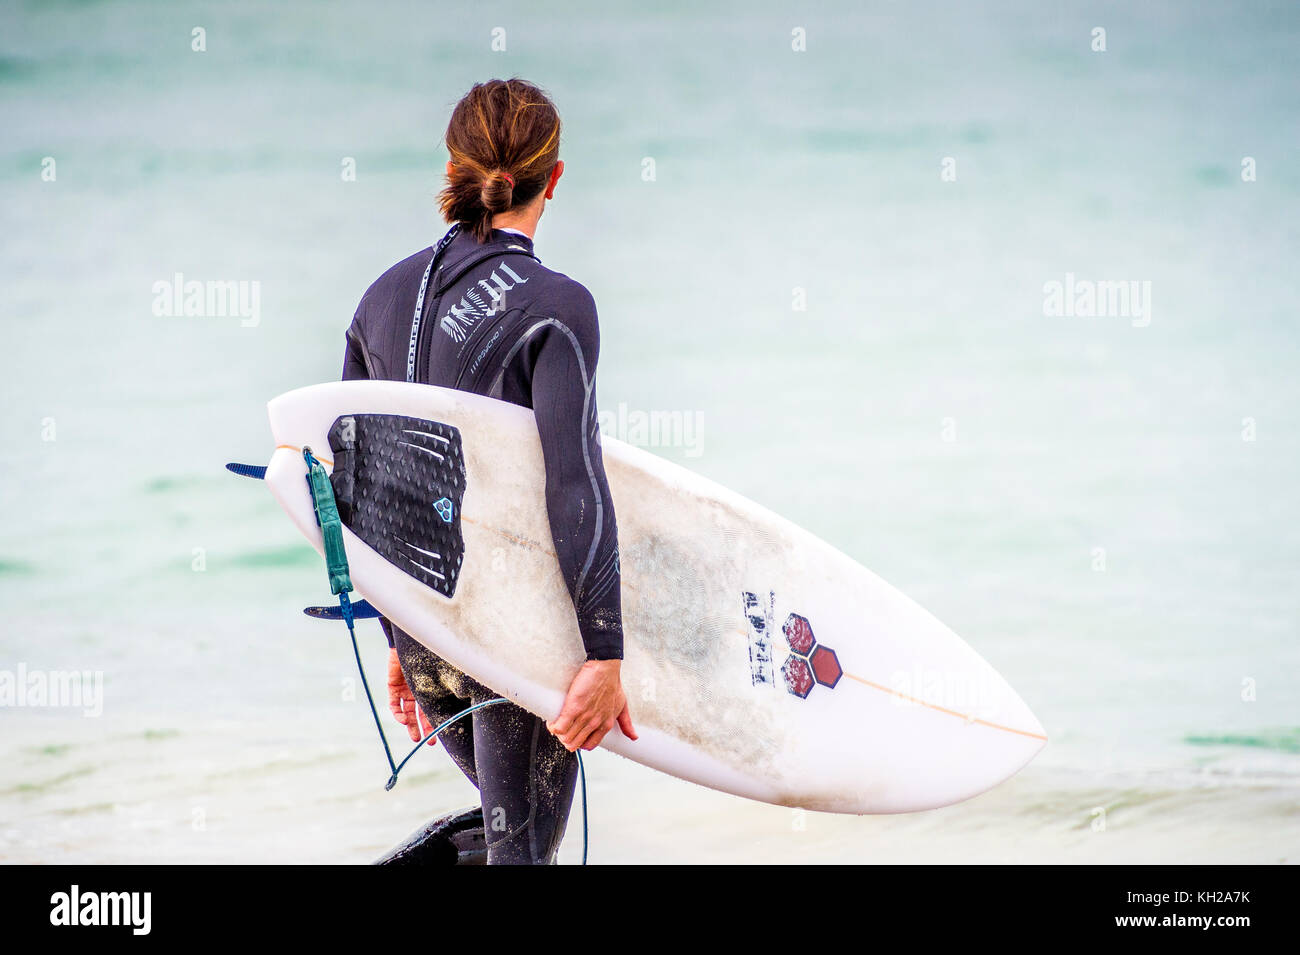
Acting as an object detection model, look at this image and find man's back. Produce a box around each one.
[343,226,623,659]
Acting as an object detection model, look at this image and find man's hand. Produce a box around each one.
[387,648,436,745]
[547,659,638,752]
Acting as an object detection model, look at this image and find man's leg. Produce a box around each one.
[391,626,478,786]
[471,697,579,865]
[392,626,578,864]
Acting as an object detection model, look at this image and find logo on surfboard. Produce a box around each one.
[742,591,842,699]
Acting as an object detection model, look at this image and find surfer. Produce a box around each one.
[342,78,636,864]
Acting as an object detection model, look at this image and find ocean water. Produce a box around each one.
[1,0,1298,863]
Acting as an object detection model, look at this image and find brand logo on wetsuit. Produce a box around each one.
[439,262,529,344]
[741,591,842,699]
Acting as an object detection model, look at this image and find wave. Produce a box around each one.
[1185,729,1300,754]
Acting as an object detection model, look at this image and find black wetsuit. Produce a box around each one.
[342,224,622,864]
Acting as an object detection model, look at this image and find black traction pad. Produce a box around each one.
[327,413,466,598]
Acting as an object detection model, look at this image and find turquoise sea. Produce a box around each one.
[1,0,1297,862]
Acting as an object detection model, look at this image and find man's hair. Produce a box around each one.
[438,78,562,242]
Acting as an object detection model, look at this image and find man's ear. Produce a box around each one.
[545,160,565,200]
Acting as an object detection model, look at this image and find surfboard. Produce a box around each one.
[263,380,1046,814]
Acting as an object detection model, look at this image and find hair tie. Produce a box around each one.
[501,172,515,188]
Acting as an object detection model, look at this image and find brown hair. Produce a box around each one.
[438,79,562,242]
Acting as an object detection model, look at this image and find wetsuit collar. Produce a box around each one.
[490,227,535,254]
[427,226,537,298]
[440,226,533,269]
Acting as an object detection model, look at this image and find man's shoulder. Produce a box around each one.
[358,247,434,311]
[521,264,597,324]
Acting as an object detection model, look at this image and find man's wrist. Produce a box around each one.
[584,645,623,662]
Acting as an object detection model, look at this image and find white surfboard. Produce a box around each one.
[264,381,1045,813]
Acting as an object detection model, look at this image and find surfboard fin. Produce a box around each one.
[304,600,381,621]
[225,462,267,480]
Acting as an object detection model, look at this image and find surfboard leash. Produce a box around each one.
[384,699,588,865]
[302,446,399,780]
[297,447,589,864]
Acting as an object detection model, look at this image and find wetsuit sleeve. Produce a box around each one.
[342,313,371,382]
[528,288,624,660]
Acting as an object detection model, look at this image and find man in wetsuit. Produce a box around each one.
[341,79,635,864]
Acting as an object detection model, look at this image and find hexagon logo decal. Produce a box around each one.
[809,645,842,688]
[741,593,843,700]
[782,656,814,699]
[783,613,816,655]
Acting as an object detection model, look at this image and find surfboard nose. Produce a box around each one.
[814,651,1049,814]
[998,673,1048,745]
[950,673,1047,809]
[1024,703,1048,745]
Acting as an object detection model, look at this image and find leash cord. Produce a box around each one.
[303,447,588,863]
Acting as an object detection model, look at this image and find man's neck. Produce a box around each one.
[490,203,543,240]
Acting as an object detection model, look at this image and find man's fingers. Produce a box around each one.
[553,716,587,751]
[548,707,576,738]
[386,650,437,747]
[397,696,418,743]
[616,703,638,741]
[552,720,579,751]
[581,718,617,751]
[551,706,577,738]
[569,717,606,753]
[419,708,438,746]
